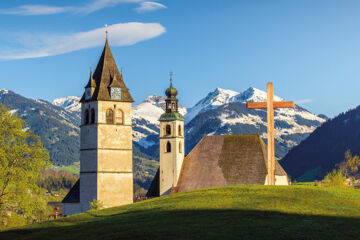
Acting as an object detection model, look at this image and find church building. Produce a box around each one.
[62,37,134,216]
[147,82,289,197]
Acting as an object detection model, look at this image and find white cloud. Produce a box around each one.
[0,0,165,15]
[0,5,73,15]
[0,22,166,60]
[77,0,142,14]
[135,1,167,13]
[295,99,313,104]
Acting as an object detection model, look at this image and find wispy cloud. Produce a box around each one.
[0,5,74,15]
[295,99,313,104]
[0,0,165,16]
[135,1,167,13]
[0,23,166,60]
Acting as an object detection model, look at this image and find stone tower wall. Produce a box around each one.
[79,100,133,211]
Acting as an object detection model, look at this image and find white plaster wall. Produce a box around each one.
[275,175,289,185]
[264,175,290,185]
[159,120,185,196]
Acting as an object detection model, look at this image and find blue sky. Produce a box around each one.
[0,0,359,117]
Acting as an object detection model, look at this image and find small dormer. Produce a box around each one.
[108,71,123,100]
[85,68,96,101]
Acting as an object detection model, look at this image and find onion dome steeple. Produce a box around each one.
[159,73,184,122]
[165,75,178,98]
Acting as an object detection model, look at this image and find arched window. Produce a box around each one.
[116,109,124,125]
[84,109,89,125]
[90,109,95,124]
[166,141,171,153]
[178,125,182,136]
[166,124,171,135]
[106,109,114,124]
[179,141,182,153]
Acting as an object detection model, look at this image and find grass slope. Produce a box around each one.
[2,185,360,240]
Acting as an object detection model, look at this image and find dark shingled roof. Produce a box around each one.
[62,179,80,203]
[146,168,159,197]
[80,39,134,103]
[146,134,288,196]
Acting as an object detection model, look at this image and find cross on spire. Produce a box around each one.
[169,71,173,86]
[105,24,108,39]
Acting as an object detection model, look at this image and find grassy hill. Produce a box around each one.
[2,185,360,240]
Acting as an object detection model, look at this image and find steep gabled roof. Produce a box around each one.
[62,179,80,203]
[170,135,288,194]
[80,39,134,103]
[146,168,160,197]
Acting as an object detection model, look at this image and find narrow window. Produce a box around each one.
[166,124,171,135]
[116,109,124,124]
[90,109,95,124]
[178,125,182,136]
[106,109,114,124]
[166,141,171,153]
[172,103,175,109]
[84,109,89,125]
[179,141,182,153]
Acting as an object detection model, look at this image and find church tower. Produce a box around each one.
[78,37,134,211]
[159,75,185,196]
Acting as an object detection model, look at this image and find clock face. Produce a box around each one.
[111,87,122,100]
[85,88,92,100]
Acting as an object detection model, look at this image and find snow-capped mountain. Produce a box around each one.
[184,87,326,158]
[185,88,239,122]
[185,87,283,123]
[52,96,81,112]
[50,86,327,159]
[132,95,187,148]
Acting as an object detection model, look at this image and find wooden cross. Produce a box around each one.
[247,83,294,185]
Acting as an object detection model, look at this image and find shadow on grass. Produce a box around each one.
[1,209,360,240]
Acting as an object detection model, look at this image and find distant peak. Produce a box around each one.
[144,95,164,103]
[0,89,9,94]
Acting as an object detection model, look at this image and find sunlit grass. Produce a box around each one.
[2,185,360,240]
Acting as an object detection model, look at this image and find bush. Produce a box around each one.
[89,199,103,211]
[323,169,346,187]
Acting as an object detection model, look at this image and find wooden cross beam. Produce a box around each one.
[247,83,295,185]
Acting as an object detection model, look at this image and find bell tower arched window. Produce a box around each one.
[90,109,95,124]
[84,109,89,125]
[166,141,171,153]
[116,109,124,125]
[179,141,182,153]
[166,124,171,136]
[106,109,114,124]
[178,125,182,136]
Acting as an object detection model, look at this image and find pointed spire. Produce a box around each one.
[80,37,134,103]
[85,66,96,88]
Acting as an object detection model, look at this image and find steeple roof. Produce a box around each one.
[85,68,96,88]
[80,39,134,102]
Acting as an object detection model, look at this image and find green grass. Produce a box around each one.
[50,162,80,174]
[2,185,360,240]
